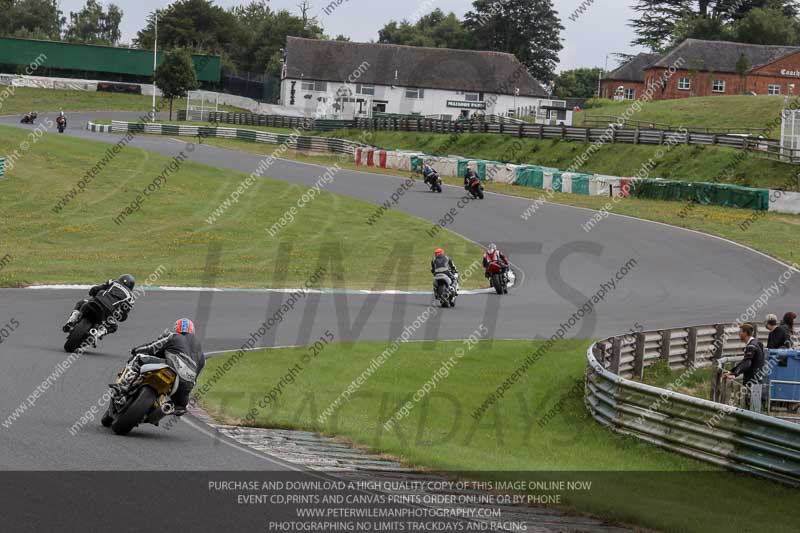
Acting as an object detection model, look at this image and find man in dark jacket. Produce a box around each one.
[63,274,136,335]
[726,323,766,387]
[124,318,205,416]
[464,167,479,187]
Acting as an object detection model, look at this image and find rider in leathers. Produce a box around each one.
[431,248,458,285]
[63,274,136,336]
[124,319,205,416]
[483,243,509,278]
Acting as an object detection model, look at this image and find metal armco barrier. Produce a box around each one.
[104,121,368,156]
[85,122,112,133]
[587,324,800,485]
[0,156,5,178]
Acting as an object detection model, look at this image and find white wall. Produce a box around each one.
[281,78,561,121]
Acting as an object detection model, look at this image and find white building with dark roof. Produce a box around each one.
[280,37,571,124]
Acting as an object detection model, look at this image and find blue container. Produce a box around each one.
[766,350,800,401]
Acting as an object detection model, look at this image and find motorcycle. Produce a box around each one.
[102,355,184,435]
[63,300,111,352]
[465,176,484,200]
[56,116,67,133]
[433,271,459,308]
[487,261,509,295]
[424,169,443,193]
[20,112,37,124]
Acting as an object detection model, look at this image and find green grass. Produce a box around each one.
[0,125,482,289]
[322,128,799,191]
[0,86,244,115]
[578,95,788,134]
[197,339,800,533]
[641,360,716,400]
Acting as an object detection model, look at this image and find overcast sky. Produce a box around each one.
[57,0,647,72]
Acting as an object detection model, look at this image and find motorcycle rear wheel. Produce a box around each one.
[111,387,157,436]
[64,318,92,353]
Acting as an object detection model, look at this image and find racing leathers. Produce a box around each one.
[128,332,205,413]
[64,279,135,334]
[483,249,509,278]
[431,254,458,284]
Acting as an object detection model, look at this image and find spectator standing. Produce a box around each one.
[780,312,797,348]
[725,324,766,410]
[766,314,786,349]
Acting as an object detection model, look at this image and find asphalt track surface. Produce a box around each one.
[0,112,798,529]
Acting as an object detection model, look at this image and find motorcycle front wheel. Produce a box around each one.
[492,274,503,295]
[111,387,157,436]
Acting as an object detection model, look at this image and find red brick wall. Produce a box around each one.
[599,80,645,100]
[645,63,800,100]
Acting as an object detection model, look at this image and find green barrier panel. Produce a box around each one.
[411,155,424,173]
[457,159,470,177]
[551,172,563,192]
[0,157,4,177]
[514,168,544,189]
[197,126,217,139]
[633,179,770,210]
[572,175,590,195]
[477,161,487,180]
[162,124,180,136]
[236,129,257,141]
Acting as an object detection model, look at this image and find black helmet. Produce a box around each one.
[118,274,135,290]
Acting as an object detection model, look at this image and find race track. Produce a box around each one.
[1,111,797,474]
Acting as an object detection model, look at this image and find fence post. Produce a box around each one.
[584,127,590,142]
[634,127,640,145]
[561,125,566,140]
[714,324,726,360]
[538,124,544,139]
[610,336,622,374]
[660,329,671,363]
[686,327,698,367]
[518,124,524,138]
[633,332,646,380]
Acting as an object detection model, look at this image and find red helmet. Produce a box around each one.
[434,248,444,256]
[174,318,195,335]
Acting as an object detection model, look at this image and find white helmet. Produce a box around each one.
[487,243,497,254]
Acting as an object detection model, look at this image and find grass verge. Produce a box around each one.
[577,95,787,133]
[0,125,481,289]
[323,128,799,191]
[197,339,800,533]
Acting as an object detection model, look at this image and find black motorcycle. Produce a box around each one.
[20,112,37,124]
[63,300,111,352]
[466,176,484,200]
[56,116,67,133]
[424,169,443,193]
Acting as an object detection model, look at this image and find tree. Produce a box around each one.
[155,48,199,119]
[465,0,563,82]
[0,0,64,40]
[736,52,751,94]
[134,0,238,54]
[378,9,474,49]
[553,68,602,98]
[733,7,800,45]
[631,0,799,50]
[64,0,123,45]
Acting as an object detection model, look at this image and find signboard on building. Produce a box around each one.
[781,69,800,78]
[447,100,487,110]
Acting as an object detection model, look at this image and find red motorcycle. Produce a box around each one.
[465,176,484,199]
[487,261,509,295]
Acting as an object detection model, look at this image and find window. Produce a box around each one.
[405,87,425,99]
[356,84,375,96]
[678,77,691,91]
[301,80,327,92]
[464,92,481,102]
[769,84,782,96]
[624,88,635,100]
[712,80,726,93]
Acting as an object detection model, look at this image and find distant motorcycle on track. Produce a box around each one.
[465,175,484,200]
[20,112,37,124]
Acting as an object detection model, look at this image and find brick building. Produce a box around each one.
[602,39,800,101]
[600,53,659,100]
